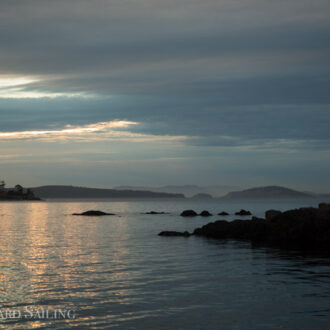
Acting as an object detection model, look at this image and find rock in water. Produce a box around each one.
[193,219,269,242]
[72,210,116,216]
[193,207,330,251]
[200,210,213,217]
[158,231,191,237]
[218,211,229,216]
[143,211,169,214]
[319,203,330,210]
[235,209,252,216]
[180,209,198,217]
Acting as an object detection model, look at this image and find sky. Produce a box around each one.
[0,0,330,192]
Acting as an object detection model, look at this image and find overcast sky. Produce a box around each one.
[0,0,329,192]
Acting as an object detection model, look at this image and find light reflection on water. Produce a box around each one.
[0,199,330,329]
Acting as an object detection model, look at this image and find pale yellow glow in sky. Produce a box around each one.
[0,75,95,99]
[0,88,94,99]
[0,76,37,88]
[0,121,138,139]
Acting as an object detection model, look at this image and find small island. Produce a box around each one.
[0,180,41,201]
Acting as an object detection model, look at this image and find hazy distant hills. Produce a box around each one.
[28,184,329,200]
[220,186,316,200]
[114,184,328,199]
[114,185,239,198]
[30,185,185,199]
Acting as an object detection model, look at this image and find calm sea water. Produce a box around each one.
[0,198,330,329]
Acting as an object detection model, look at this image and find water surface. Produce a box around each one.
[0,199,330,329]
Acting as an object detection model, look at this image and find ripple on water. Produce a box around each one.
[0,200,330,329]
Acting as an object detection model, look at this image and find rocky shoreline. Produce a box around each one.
[159,203,330,252]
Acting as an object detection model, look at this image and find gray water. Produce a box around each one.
[0,198,330,329]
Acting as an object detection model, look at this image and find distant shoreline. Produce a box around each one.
[29,185,330,201]
[30,185,185,199]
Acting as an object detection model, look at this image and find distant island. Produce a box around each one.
[219,185,327,200]
[30,185,185,199]
[114,184,330,199]
[0,180,41,201]
[114,184,239,198]
[2,181,329,200]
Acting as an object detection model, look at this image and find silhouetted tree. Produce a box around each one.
[0,180,5,191]
[15,184,23,194]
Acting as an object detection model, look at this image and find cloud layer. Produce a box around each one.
[0,0,329,189]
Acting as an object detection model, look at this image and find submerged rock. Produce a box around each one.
[72,210,116,216]
[200,210,213,217]
[143,211,169,214]
[158,231,191,237]
[218,211,229,216]
[180,209,198,217]
[235,209,252,216]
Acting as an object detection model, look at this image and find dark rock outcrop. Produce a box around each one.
[319,203,330,210]
[251,216,265,221]
[160,204,330,252]
[193,219,270,243]
[235,209,252,216]
[72,210,116,216]
[180,209,198,217]
[158,231,191,237]
[143,211,169,214]
[265,209,282,221]
[218,211,229,216]
[200,210,213,217]
[193,206,330,251]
